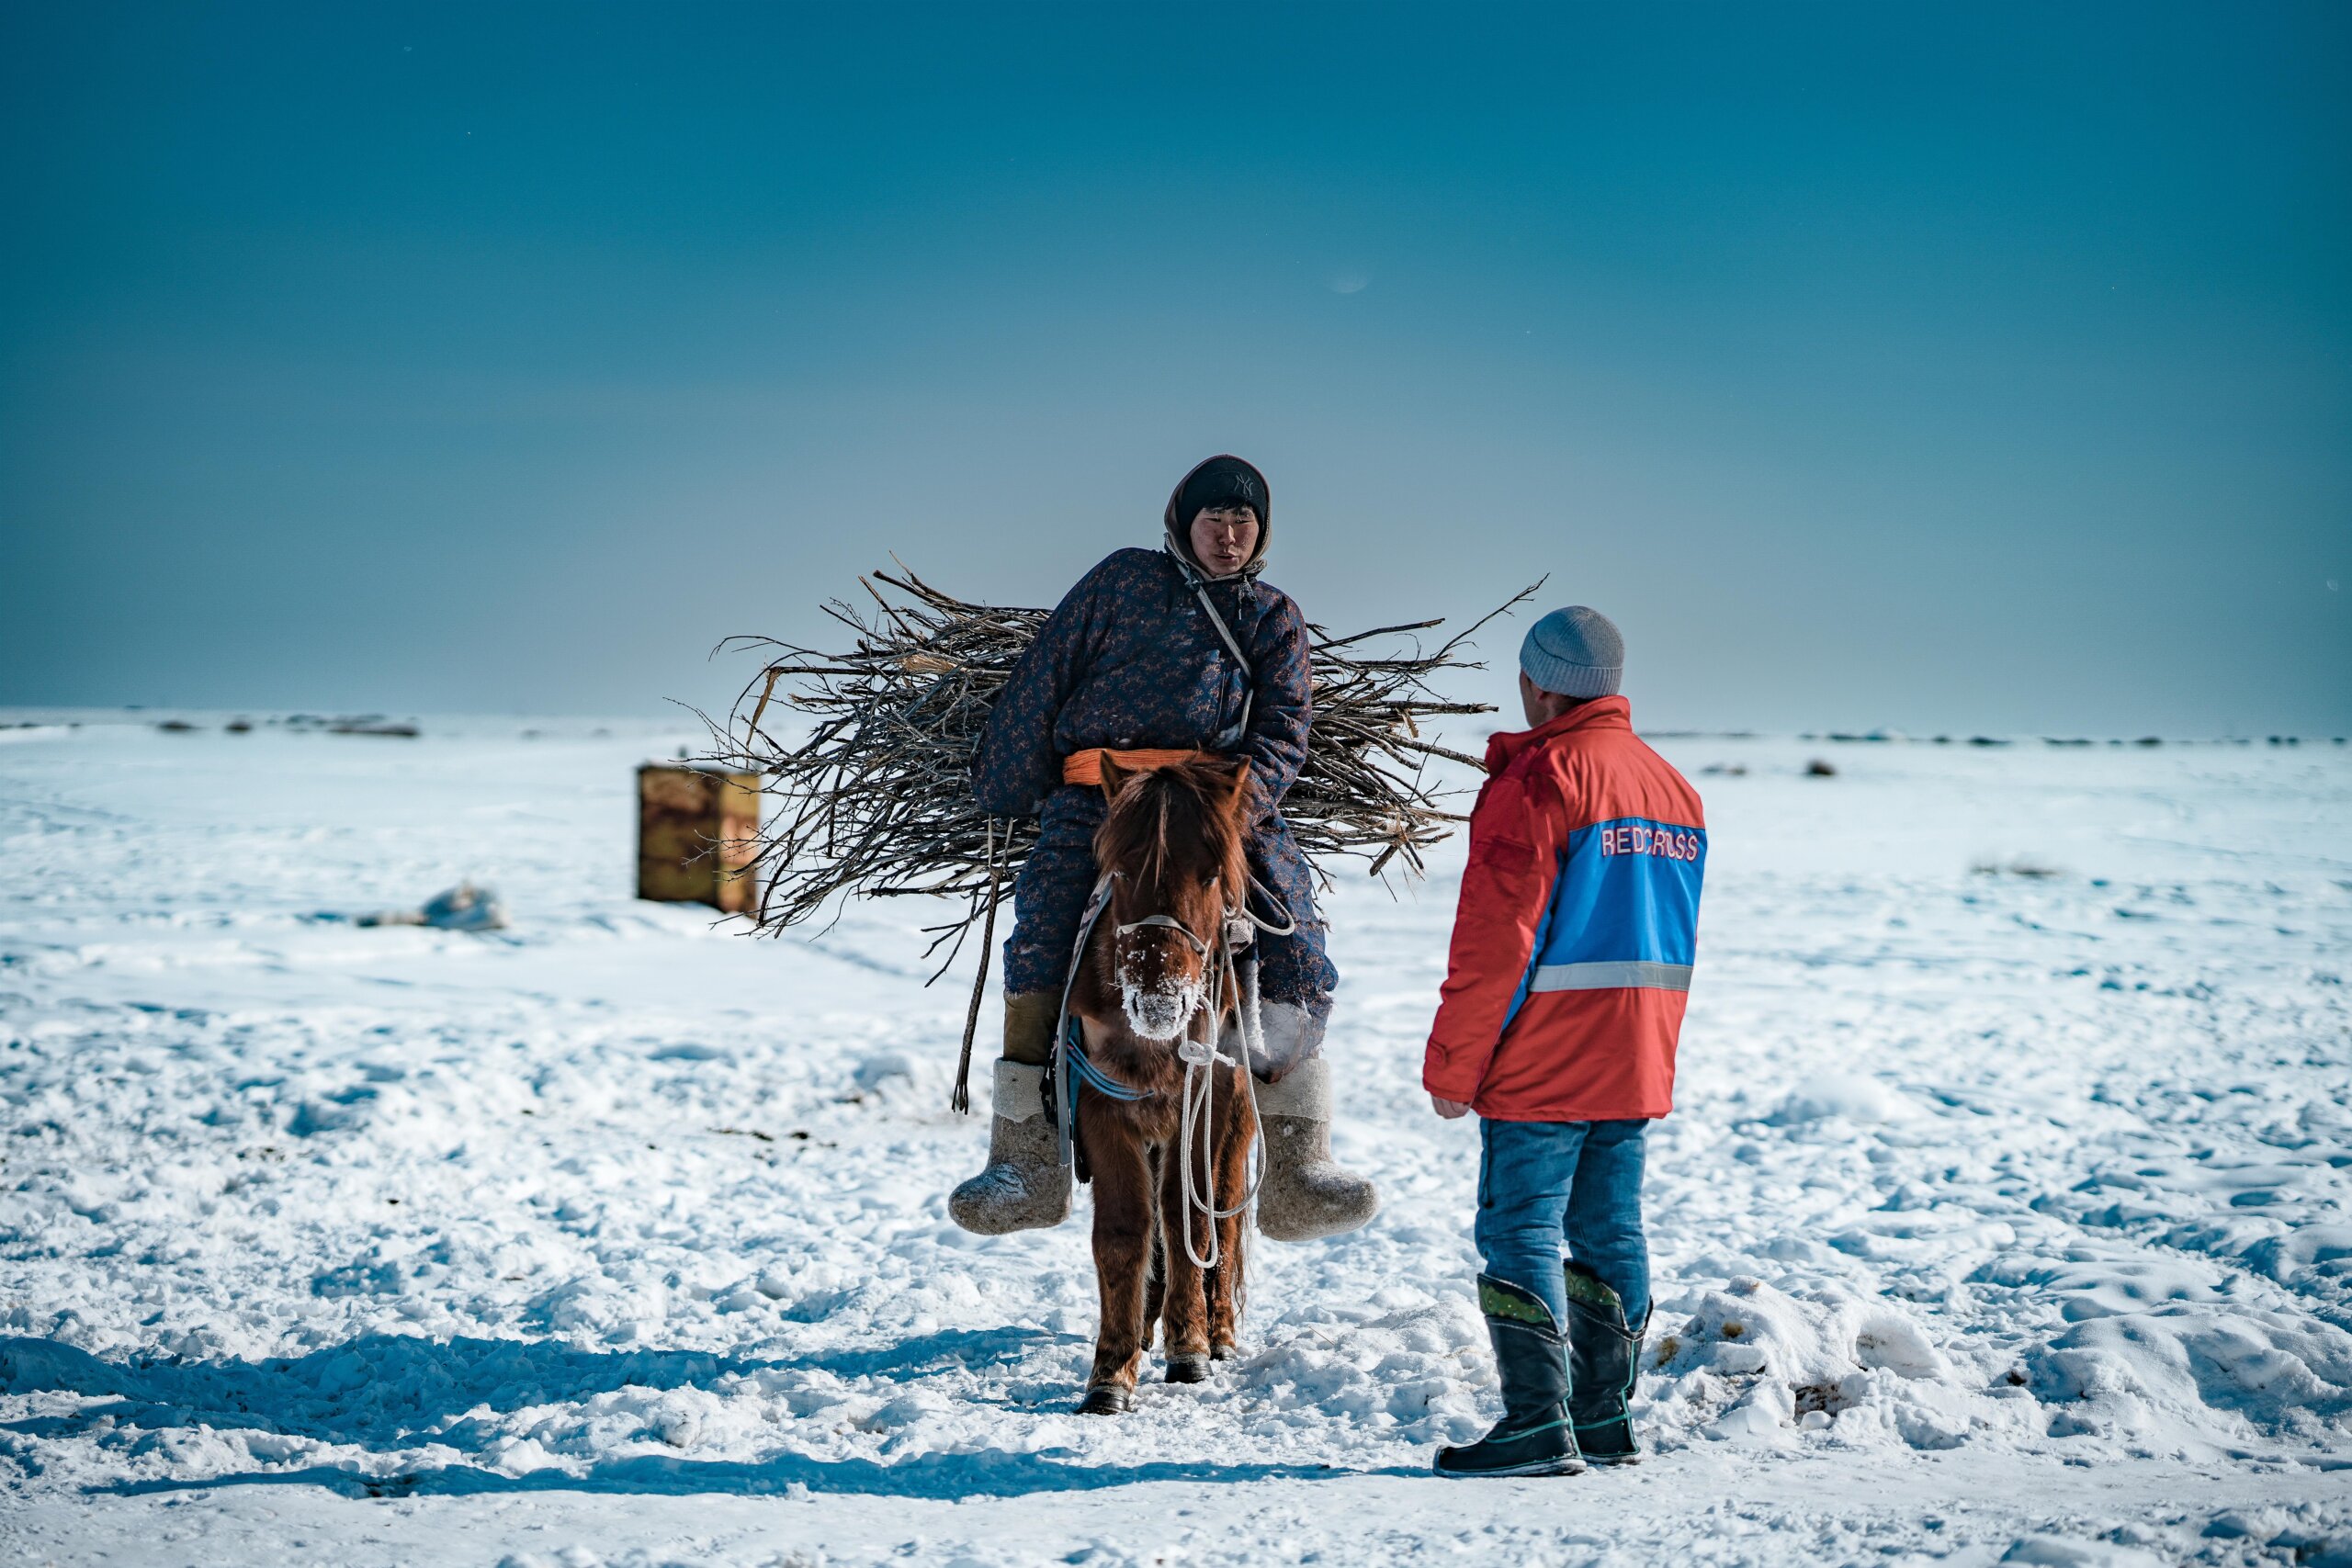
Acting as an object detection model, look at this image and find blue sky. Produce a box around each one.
[3,1,2346,734]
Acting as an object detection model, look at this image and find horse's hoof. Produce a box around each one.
[1078,1385,1133,1416]
[1165,1353,1212,1383]
[1209,1342,1237,1362]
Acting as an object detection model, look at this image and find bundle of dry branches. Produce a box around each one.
[689,564,1535,979]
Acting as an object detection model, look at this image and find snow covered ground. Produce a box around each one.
[2,712,2348,1566]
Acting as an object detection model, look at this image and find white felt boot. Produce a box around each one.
[1254,1057,1378,1242]
[948,1060,1072,1235]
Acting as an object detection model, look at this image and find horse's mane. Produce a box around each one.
[1096,757,1249,894]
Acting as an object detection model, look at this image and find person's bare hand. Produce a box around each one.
[1430,1094,1471,1120]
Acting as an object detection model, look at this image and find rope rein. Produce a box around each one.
[1172,929,1266,1271]
[1055,867,1295,1272]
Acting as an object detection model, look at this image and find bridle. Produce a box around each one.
[1109,873,1223,959]
[1056,863,1299,1270]
[1112,909,1215,956]
[1109,869,1296,956]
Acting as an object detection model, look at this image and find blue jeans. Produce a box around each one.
[1474,1118,1651,1328]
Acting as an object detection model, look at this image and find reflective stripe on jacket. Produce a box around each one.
[1423,695,1705,1121]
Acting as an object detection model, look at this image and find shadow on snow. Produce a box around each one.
[1,1331,1409,1498]
[96,1450,1384,1501]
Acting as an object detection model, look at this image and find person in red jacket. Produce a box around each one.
[1425,604,1705,1479]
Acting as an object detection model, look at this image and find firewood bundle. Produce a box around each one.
[690,564,1533,976]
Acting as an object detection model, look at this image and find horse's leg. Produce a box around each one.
[1158,1124,1214,1383]
[1207,1064,1258,1359]
[1080,1106,1152,1415]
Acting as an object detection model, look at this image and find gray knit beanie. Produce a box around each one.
[1519,605,1623,698]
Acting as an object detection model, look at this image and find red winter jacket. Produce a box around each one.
[1423,696,1706,1121]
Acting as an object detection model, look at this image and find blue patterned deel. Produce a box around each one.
[974,547,1334,1015]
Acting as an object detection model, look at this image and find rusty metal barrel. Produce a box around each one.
[636,763,761,912]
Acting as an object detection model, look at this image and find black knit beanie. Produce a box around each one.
[1177,457,1269,526]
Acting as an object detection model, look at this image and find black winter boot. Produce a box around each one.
[1563,1261,1647,1465]
[1433,1276,1586,1479]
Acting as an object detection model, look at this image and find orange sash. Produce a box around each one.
[1061,747,1223,786]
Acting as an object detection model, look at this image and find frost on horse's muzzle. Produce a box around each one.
[1120,971,1206,1042]
[1111,905,1216,1043]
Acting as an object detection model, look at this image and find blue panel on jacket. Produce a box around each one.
[1540,818,1706,967]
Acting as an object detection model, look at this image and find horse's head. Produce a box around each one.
[1091,754,1252,1043]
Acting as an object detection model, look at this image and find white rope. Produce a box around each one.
[1059,864,1277,1270]
[1173,923,1267,1272]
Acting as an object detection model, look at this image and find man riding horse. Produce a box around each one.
[949,455,1380,1242]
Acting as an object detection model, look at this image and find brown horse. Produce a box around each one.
[1066,753,1261,1416]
